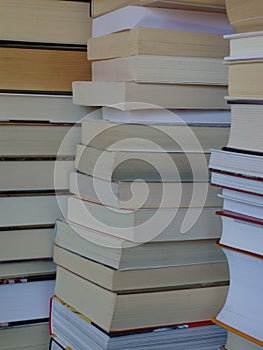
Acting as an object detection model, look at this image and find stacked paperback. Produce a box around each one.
[0,1,93,349]
[210,0,263,348]
[51,1,233,349]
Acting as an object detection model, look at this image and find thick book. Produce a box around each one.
[55,220,224,270]
[225,0,263,33]
[221,101,263,153]
[92,6,231,38]
[67,196,221,242]
[91,0,226,17]
[69,172,222,209]
[0,322,49,350]
[80,115,230,152]
[1,0,91,45]
[218,210,263,256]
[228,59,263,100]
[0,123,80,156]
[73,81,228,110]
[224,32,263,61]
[209,149,263,178]
[0,226,54,262]
[74,144,210,182]
[55,265,228,333]
[211,170,263,196]
[100,107,231,124]
[0,194,66,228]
[213,243,263,346]
[92,56,228,85]
[0,47,91,92]
[226,330,263,350]
[50,296,227,350]
[0,277,55,325]
[220,189,263,220]
[0,93,95,123]
[54,244,228,292]
[88,27,229,60]
[0,159,73,191]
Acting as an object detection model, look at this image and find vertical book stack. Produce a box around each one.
[0,1,92,349]
[209,0,263,349]
[51,0,233,349]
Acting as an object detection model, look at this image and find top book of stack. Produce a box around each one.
[91,0,226,17]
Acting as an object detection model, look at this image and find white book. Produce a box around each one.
[67,196,222,242]
[0,194,66,227]
[220,189,263,220]
[0,160,73,191]
[214,246,263,346]
[69,171,222,209]
[0,93,95,123]
[73,81,228,110]
[92,6,232,38]
[101,107,231,124]
[209,149,263,178]
[224,31,263,61]
[219,213,263,256]
[92,56,228,85]
[0,279,55,324]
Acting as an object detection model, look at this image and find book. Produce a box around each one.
[226,330,263,350]
[55,265,228,333]
[67,196,222,242]
[0,159,74,191]
[213,243,263,346]
[209,149,263,178]
[0,93,95,123]
[53,244,228,292]
[1,0,92,45]
[88,27,229,60]
[0,226,54,262]
[55,220,225,269]
[220,189,263,220]
[228,59,263,100]
[225,0,263,33]
[80,115,230,152]
[91,0,226,17]
[0,261,56,279]
[100,107,231,124]
[74,144,211,182]
[0,47,91,92]
[92,6,231,38]
[0,123,80,156]
[73,81,228,110]
[219,101,263,153]
[218,210,263,256]
[92,56,228,85]
[50,297,227,350]
[0,194,66,228]
[211,170,263,196]
[0,277,55,325]
[69,172,222,209]
[224,32,263,61]
[0,322,49,350]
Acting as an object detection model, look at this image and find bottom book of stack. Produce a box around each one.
[50,296,227,350]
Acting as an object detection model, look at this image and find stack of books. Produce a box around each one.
[50,1,234,349]
[0,1,92,349]
[209,1,263,348]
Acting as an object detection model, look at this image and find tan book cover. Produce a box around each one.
[0,47,91,92]
[88,27,229,60]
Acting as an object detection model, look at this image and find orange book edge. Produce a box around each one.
[212,318,263,347]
